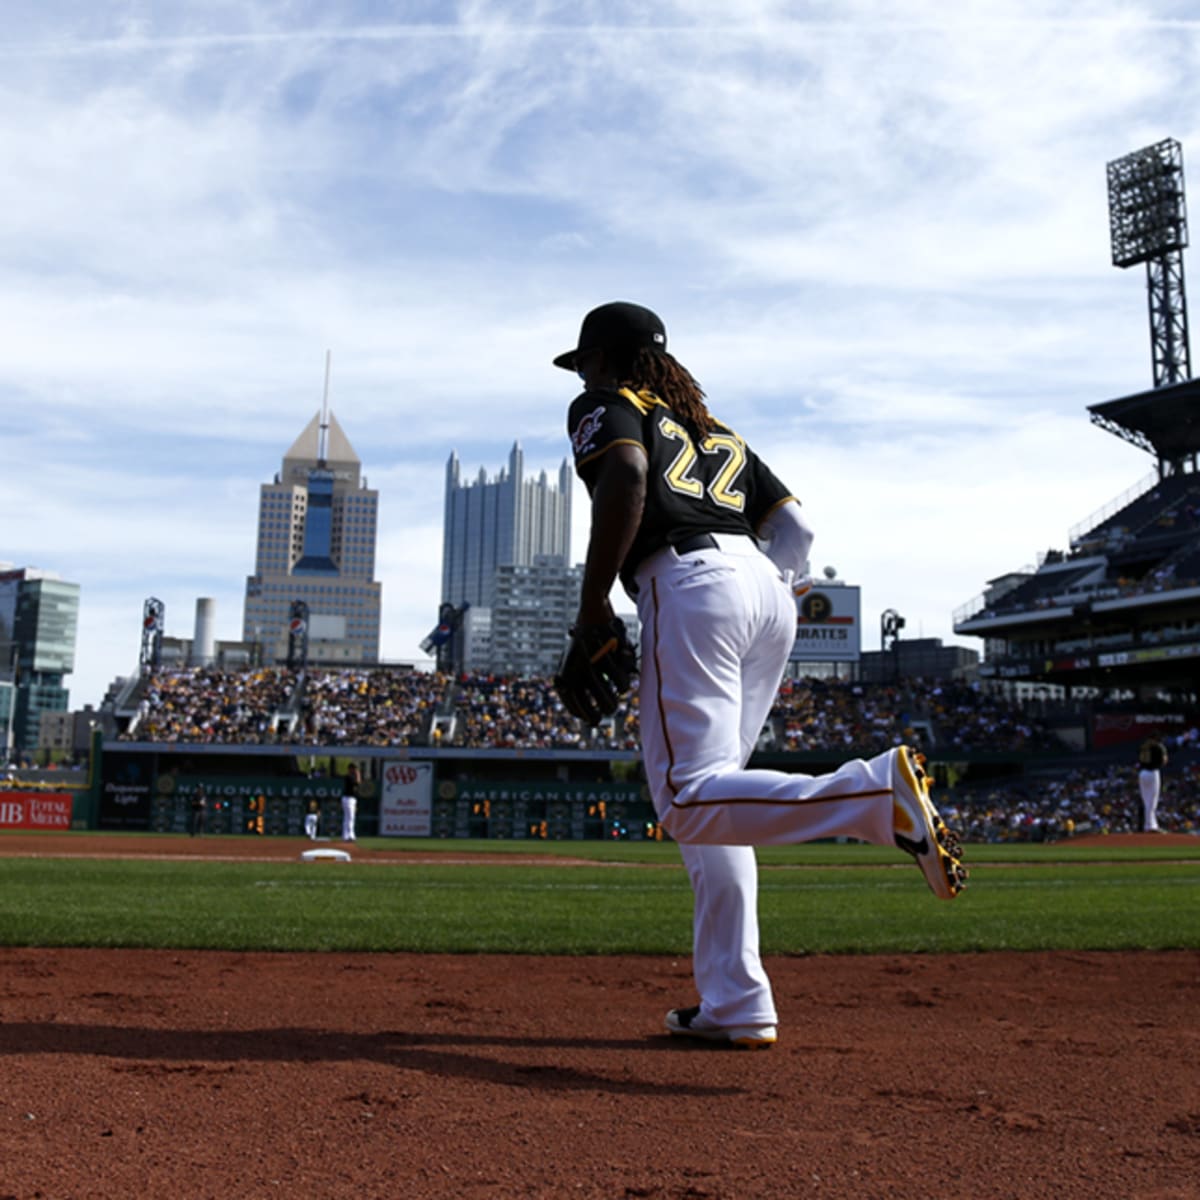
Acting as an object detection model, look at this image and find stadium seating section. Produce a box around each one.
[113,665,1200,840]
[119,667,1079,755]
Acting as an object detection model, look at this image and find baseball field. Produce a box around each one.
[1,830,1198,1198]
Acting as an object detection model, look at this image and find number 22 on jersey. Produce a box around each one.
[658,417,747,512]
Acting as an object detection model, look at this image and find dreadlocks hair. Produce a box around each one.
[618,346,717,440]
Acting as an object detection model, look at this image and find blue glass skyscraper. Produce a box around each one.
[0,565,79,756]
[441,442,573,609]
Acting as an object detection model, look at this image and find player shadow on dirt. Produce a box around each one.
[0,1022,750,1097]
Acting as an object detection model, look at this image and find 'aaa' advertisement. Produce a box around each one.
[380,762,434,837]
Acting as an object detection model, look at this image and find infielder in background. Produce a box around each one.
[189,783,208,837]
[554,301,966,1049]
[1136,736,1167,832]
[341,762,361,842]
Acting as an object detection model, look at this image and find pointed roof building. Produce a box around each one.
[283,410,362,476]
[243,408,381,667]
[280,411,364,489]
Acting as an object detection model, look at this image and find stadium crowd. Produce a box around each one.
[944,760,1200,842]
[130,667,296,744]
[446,674,640,751]
[768,677,1060,754]
[289,668,452,747]
[770,677,919,754]
[124,665,1070,756]
[116,665,1200,840]
[917,681,1062,752]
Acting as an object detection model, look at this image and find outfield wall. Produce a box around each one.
[88,738,1063,840]
[92,741,659,840]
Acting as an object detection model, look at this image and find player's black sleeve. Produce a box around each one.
[743,447,798,529]
[567,389,646,486]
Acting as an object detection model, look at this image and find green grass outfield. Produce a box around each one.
[1,835,1198,955]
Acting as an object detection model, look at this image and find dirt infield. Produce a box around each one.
[1,834,1198,1199]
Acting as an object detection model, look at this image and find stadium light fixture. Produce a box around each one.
[1106,138,1191,386]
[1108,138,1188,268]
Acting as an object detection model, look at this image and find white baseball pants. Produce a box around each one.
[634,535,901,1029]
[1137,768,1161,832]
[341,796,357,841]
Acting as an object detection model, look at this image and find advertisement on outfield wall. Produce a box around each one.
[98,750,156,829]
[790,584,861,664]
[380,760,434,836]
[0,791,74,830]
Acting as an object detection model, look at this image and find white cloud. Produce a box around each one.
[2,0,1196,708]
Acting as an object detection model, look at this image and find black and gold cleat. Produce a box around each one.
[893,746,968,900]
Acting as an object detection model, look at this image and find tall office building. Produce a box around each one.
[0,565,80,756]
[442,443,572,609]
[441,444,574,674]
[242,409,381,666]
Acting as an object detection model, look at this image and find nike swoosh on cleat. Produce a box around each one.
[894,831,930,857]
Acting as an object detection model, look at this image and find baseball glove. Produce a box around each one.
[554,617,637,726]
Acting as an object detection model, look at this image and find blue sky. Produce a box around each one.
[2,2,1197,709]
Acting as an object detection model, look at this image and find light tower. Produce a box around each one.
[287,600,310,672]
[1106,137,1190,387]
[1090,139,1198,478]
[880,608,905,683]
[140,597,164,674]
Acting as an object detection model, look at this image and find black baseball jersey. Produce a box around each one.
[1138,739,1167,770]
[567,386,796,590]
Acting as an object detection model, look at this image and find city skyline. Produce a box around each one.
[2,5,1194,709]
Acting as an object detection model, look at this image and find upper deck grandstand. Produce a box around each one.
[954,351,1200,701]
[955,139,1200,699]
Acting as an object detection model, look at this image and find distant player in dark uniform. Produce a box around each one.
[189,784,208,837]
[1136,737,1167,832]
[556,301,966,1048]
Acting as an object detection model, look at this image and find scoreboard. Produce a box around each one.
[151,776,344,836]
[449,781,657,841]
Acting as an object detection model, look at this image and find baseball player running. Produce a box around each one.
[554,301,966,1049]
